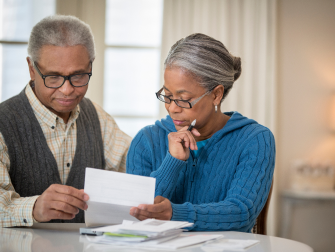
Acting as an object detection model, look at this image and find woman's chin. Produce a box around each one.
[174,124,182,130]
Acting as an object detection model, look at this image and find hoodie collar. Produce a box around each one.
[155,112,257,139]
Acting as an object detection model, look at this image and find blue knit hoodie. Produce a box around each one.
[126,112,275,232]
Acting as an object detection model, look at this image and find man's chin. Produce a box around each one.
[47,105,76,119]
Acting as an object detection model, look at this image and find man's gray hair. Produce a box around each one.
[164,33,241,101]
[28,15,95,62]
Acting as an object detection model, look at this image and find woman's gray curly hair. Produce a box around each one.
[28,15,95,62]
[164,33,241,102]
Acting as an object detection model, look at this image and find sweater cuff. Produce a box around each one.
[171,202,195,224]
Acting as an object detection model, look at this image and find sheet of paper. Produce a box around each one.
[84,168,156,227]
[202,239,260,251]
[150,235,224,249]
[91,221,135,233]
[119,219,193,234]
[84,234,223,250]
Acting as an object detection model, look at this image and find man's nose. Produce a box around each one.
[58,79,74,96]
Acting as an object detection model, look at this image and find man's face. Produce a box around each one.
[27,45,91,122]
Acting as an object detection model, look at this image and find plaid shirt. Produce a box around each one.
[0,83,131,227]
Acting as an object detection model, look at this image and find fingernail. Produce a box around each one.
[84,204,88,210]
[84,194,89,201]
[139,205,145,210]
[76,209,79,214]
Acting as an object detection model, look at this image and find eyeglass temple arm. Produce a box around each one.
[156,87,164,96]
[190,90,211,106]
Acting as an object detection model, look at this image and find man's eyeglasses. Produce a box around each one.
[33,61,92,89]
[156,87,212,109]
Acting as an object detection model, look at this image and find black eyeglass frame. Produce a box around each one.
[33,61,93,89]
[155,87,213,109]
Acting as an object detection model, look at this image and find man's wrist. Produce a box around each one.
[32,196,40,223]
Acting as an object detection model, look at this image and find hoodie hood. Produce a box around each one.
[155,111,258,138]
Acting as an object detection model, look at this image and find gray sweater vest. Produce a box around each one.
[0,89,105,223]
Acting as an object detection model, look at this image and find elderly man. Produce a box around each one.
[0,15,131,227]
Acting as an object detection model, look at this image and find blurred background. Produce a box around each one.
[0,0,334,251]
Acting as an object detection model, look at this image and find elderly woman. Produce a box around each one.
[127,33,275,232]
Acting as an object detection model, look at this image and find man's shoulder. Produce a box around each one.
[0,91,27,116]
[85,99,116,124]
[85,99,132,143]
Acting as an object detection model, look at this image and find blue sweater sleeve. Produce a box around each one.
[126,129,187,197]
[171,131,275,231]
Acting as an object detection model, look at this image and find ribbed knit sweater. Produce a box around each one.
[126,112,275,232]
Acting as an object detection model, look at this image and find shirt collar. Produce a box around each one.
[25,82,80,127]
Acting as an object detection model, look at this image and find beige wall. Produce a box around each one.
[277,0,335,191]
[277,0,335,239]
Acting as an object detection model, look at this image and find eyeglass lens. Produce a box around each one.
[157,94,191,108]
[45,74,90,88]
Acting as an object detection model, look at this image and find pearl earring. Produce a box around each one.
[215,104,218,113]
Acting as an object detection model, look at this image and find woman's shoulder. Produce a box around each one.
[220,111,274,141]
[131,116,174,144]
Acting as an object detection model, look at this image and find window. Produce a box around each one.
[0,0,55,102]
[104,0,163,137]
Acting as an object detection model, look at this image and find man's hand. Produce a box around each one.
[33,184,89,222]
[129,196,172,221]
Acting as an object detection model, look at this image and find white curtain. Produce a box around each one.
[160,0,277,235]
[160,0,276,131]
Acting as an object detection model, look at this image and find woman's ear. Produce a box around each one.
[212,85,224,105]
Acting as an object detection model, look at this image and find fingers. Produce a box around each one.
[51,194,87,212]
[154,196,165,204]
[130,206,172,221]
[33,196,77,222]
[139,202,166,213]
[191,128,201,137]
[50,185,88,210]
[52,184,89,201]
[48,209,76,220]
[33,185,89,222]
[169,130,197,150]
[179,126,198,150]
[130,197,172,221]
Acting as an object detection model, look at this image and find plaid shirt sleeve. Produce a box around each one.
[0,132,39,228]
[93,102,132,173]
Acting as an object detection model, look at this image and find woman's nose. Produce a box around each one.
[167,100,183,113]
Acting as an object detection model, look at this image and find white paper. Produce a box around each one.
[84,234,223,250]
[202,239,260,251]
[119,219,193,234]
[150,234,224,249]
[84,168,156,227]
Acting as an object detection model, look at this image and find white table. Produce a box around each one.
[0,223,313,252]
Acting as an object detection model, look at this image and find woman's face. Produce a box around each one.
[163,67,216,131]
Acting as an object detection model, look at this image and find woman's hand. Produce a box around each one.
[168,126,200,160]
[129,196,172,221]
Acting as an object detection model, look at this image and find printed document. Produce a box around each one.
[84,168,156,227]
